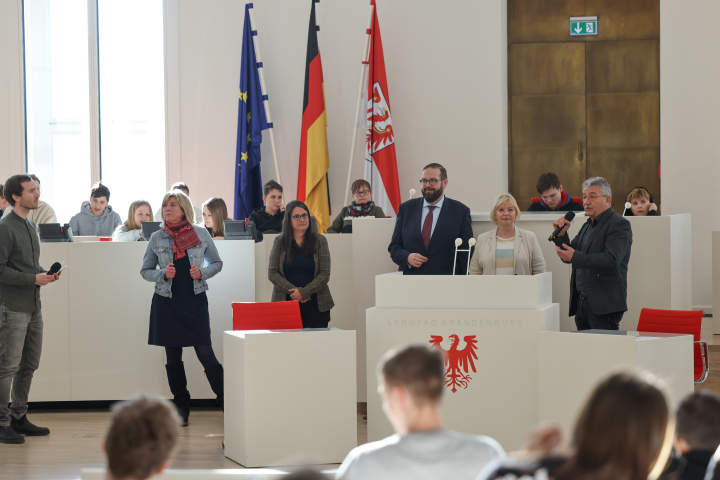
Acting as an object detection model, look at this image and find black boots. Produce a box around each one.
[166,362,190,427]
[10,415,49,436]
[205,364,224,409]
[0,426,24,444]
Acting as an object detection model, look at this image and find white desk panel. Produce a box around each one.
[32,243,72,401]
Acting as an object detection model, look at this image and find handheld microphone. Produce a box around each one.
[548,211,576,242]
[623,201,631,216]
[409,188,416,201]
[48,262,62,275]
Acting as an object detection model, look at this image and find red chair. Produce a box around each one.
[636,308,709,384]
[530,196,583,206]
[232,301,303,330]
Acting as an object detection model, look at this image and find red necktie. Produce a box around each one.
[422,206,436,249]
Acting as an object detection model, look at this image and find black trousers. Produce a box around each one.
[574,294,623,331]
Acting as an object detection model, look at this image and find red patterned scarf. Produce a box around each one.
[164,220,200,260]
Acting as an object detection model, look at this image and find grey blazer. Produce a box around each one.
[268,233,334,312]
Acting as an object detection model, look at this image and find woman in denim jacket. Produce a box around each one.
[140,190,223,426]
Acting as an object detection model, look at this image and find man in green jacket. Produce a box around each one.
[0,174,61,444]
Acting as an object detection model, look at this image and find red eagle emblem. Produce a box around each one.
[366,83,394,154]
[429,334,478,393]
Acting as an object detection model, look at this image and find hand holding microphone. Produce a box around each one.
[549,211,575,242]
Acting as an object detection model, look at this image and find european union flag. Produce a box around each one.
[234,4,269,220]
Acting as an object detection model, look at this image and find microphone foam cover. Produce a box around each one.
[625,202,632,209]
[468,238,477,246]
[409,189,416,196]
[564,211,576,221]
[48,262,62,275]
[454,238,462,246]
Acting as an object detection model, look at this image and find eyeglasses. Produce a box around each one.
[291,213,309,221]
[581,194,608,201]
[353,190,371,196]
[419,178,443,186]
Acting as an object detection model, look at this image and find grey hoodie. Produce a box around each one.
[68,201,122,236]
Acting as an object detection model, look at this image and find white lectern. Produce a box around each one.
[224,328,357,467]
[367,272,559,450]
[538,330,694,439]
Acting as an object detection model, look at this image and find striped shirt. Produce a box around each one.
[495,236,515,275]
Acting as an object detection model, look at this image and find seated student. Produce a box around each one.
[670,391,720,480]
[477,372,673,480]
[202,197,229,240]
[625,187,660,216]
[104,394,179,480]
[4,174,57,228]
[154,182,202,223]
[0,184,8,219]
[113,200,153,242]
[68,182,122,236]
[336,344,504,480]
[527,172,583,212]
[249,179,285,234]
[327,179,385,233]
[469,193,545,275]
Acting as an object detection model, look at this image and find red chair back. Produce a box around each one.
[530,197,583,205]
[637,308,704,381]
[232,301,303,330]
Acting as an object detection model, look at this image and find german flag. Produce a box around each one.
[297,0,330,233]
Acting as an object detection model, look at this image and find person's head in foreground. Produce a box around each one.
[555,371,673,480]
[104,395,179,480]
[378,343,445,435]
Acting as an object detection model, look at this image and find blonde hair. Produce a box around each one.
[490,193,521,225]
[161,190,194,224]
[202,197,229,237]
[124,200,153,231]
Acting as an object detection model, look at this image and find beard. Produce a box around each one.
[422,184,444,203]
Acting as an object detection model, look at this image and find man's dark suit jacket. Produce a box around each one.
[388,196,473,275]
[556,208,632,316]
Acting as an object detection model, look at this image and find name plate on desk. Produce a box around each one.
[375,271,552,310]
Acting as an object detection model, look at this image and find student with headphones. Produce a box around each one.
[624,187,659,216]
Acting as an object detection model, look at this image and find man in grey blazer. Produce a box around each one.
[552,177,632,330]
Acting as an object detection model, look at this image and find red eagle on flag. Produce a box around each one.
[429,334,479,393]
[364,0,401,216]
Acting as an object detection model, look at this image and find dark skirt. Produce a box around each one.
[148,255,211,347]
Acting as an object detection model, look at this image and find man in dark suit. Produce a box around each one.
[552,177,632,330]
[388,163,473,275]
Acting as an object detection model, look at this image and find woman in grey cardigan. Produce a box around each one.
[469,193,546,276]
[268,200,334,327]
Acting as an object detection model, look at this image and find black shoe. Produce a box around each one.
[0,426,25,444]
[10,416,50,436]
[166,362,190,427]
[205,364,224,410]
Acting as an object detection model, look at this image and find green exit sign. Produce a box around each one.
[570,16,598,36]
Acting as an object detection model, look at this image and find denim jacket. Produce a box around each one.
[140,225,223,298]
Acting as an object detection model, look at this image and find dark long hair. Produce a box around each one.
[278,200,316,263]
[555,372,670,480]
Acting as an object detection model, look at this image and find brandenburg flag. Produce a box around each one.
[297,0,330,233]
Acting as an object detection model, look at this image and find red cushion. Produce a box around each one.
[232,301,303,330]
[637,308,704,381]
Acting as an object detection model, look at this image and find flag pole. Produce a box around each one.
[247,2,281,185]
[343,4,374,206]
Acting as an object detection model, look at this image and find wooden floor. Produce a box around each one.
[1,320,718,480]
[0,409,368,480]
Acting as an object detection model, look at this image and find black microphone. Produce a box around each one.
[548,211,576,242]
[47,262,62,275]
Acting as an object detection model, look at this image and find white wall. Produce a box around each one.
[0,0,25,179]
[660,0,720,311]
[1,0,718,311]
[171,0,508,214]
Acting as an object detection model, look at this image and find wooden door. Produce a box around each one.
[509,0,660,213]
